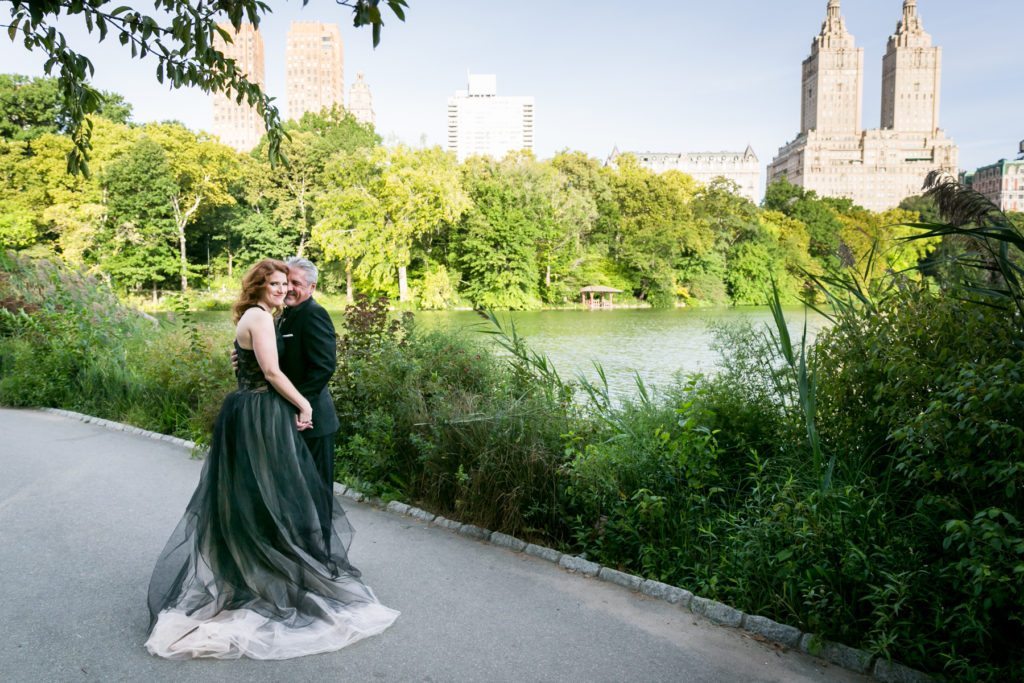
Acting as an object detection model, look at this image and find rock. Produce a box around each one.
[432,516,462,530]
[639,580,693,607]
[800,635,874,674]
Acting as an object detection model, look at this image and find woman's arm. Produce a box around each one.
[243,309,313,428]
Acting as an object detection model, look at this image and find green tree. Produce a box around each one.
[314,149,384,301]
[0,73,131,142]
[454,154,555,309]
[142,123,240,290]
[0,197,35,248]
[253,105,380,257]
[97,137,179,290]
[764,178,846,270]
[325,145,466,303]
[608,155,702,305]
[898,193,941,224]
[689,177,771,304]
[538,154,597,303]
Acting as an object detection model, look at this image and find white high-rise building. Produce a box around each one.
[447,74,534,161]
[348,72,375,126]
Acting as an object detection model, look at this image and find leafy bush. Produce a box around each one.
[330,297,571,538]
[0,253,232,440]
[563,387,723,583]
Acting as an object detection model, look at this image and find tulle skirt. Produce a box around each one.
[145,388,398,660]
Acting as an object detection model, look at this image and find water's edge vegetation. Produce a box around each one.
[2,193,1023,681]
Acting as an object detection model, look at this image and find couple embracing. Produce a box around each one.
[145,257,399,660]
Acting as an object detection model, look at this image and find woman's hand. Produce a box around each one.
[296,401,314,431]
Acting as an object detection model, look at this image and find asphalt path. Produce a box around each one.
[0,408,866,682]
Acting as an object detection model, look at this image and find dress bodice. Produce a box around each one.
[234,341,269,392]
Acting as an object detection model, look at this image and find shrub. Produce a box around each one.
[0,253,232,440]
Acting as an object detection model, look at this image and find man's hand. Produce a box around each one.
[230,347,239,372]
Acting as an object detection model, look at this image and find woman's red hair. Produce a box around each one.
[232,259,289,323]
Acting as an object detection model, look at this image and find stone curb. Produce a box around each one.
[801,634,875,674]
[407,506,436,523]
[741,614,802,649]
[523,543,562,564]
[431,516,462,531]
[41,408,935,683]
[457,523,492,541]
[41,408,205,455]
[872,658,935,683]
[690,596,743,628]
[386,501,411,515]
[598,567,643,591]
[557,554,600,577]
[639,579,693,608]
[490,532,527,552]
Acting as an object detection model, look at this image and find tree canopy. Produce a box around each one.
[0,73,950,308]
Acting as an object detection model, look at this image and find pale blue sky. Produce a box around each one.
[3,1,1021,176]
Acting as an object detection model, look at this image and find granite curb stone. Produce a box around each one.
[432,516,462,531]
[690,596,743,628]
[408,507,436,523]
[872,658,934,683]
[801,634,874,674]
[741,614,802,649]
[489,532,527,552]
[523,543,562,564]
[457,524,491,541]
[558,555,601,577]
[598,567,643,591]
[386,501,411,515]
[38,407,938,683]
[639,579,693,607]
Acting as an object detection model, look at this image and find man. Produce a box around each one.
[278,257,340,546]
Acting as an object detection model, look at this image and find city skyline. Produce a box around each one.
[2,1,1021,179]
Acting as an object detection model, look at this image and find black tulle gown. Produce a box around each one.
[145,342,398,660]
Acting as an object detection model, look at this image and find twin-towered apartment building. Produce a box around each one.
[211,22,375,152]
[767,0,959,211]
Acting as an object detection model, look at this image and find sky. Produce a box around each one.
[2,0,1022,177]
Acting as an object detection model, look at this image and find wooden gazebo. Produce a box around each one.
[580,285,623,309]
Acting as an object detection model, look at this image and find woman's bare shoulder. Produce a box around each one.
[238,306,273,324]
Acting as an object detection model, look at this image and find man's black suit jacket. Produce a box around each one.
[277,296,340,438]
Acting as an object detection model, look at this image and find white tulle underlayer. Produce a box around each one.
[146,597,400,660]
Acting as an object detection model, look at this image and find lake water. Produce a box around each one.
[414,308,829,399]
[193,306,828,400]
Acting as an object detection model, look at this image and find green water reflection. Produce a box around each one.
[191,306,828,400]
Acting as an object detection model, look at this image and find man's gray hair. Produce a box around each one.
[286,256,319,285]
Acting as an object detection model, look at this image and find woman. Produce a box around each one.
[145,259,398,660]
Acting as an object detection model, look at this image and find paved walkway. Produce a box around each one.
[0,408,865,682]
